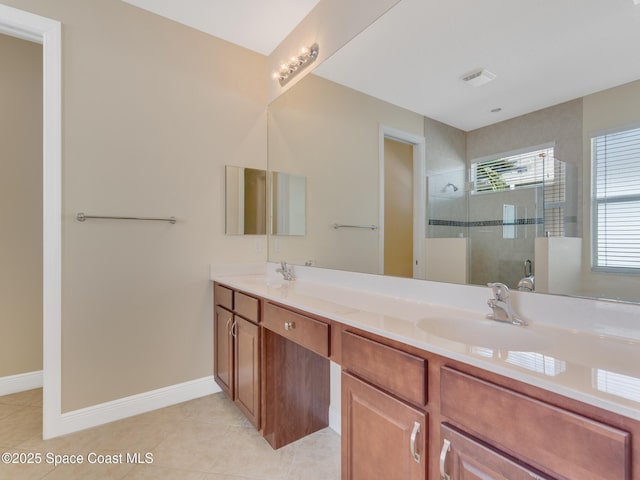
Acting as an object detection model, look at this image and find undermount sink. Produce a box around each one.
[418,316,552,352]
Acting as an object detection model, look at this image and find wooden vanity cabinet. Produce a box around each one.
[339,327,636,480]
[262,301,331,449]
[438,423,552,480]
[213,304,234,398]
[212,284,640,478]
[213,283,260,428]
[439,366,631,480]
[233,316,260,426]
[342,372,427,480]
[341,331,428,480]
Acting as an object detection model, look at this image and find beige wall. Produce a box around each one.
[424,116,466,173]
[581,79,640,301]
[268,73,424,273]
[0,33,43,378]
[2,0,267,411]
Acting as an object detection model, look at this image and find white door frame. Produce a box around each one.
[379,125,427,279]
[0,4,62,439]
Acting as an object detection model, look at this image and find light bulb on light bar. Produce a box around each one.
[273,43,319,87]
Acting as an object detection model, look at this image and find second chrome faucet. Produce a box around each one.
[276,261,295,281]
[487,282,527,326]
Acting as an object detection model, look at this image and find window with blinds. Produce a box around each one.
[592,126,640,272]
[471,147,555,193]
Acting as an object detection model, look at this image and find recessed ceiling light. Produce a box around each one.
[634,0,640,5]
[461,68,496,87]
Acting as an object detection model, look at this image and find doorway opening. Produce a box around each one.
[379,126,426,279]
[0,4,61,439]
[0,31,43,406]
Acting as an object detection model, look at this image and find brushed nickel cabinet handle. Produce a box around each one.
[225,318,231,333]
[231,319,238,338]
[284,321,295,330]
[410,421,421,464]
[439,438,451,480]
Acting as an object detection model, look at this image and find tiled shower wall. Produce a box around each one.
[467,187,542,288]
[425,99,582,288]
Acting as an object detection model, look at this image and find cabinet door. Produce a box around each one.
[234,316,260,428]
[439,424,551,480]
[214,305,234,398]
[342,372,426,480]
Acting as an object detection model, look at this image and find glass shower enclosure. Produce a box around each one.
[427,148,578,289]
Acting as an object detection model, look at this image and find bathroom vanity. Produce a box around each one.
[212,270,640,479]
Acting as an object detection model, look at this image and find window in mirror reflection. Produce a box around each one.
[592,125,640,273]
[225,166,267,235]
[271,172,306,236]
[471,147,555,193]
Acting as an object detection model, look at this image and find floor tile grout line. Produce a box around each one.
[0,390,340,480]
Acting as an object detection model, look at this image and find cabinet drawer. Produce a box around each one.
[214,283,233,310]
[440,367,630,480]
[440,423,552,480]
[263,302,329,357]
[235,291,259,322]
[342,331,426,406]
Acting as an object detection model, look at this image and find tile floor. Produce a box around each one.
[0,389,341,480]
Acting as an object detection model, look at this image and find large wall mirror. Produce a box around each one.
[268,0,640,303]
[271,171,306,236]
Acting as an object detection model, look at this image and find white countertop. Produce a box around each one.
[211,264,640,421]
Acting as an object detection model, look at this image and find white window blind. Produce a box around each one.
[471,147,554,193]
[592,126,640,272]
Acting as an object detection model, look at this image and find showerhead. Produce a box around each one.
[443,182,459,192]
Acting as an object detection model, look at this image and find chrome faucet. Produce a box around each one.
[487,282,527,326]
[517,259,535,292]
[276,261,295,281]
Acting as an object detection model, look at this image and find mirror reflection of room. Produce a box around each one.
[268,72,640,303]
[225,166,267,235]
[270,171,306,236]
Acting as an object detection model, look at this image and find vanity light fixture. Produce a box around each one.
[461,68,496,87]
[273,43,319,87]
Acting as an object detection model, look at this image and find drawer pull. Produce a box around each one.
[231,319,238,338]
[439,438,451,480]
[410,421,421,464]
[284,321,295,331]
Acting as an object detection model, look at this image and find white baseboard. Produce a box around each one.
[0,370,43,396]
[47,376,220,439]
[329,404,341,435]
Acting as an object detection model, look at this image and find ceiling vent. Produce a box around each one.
[461,69,496,87]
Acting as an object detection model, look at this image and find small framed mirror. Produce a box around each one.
[225,166,267,235]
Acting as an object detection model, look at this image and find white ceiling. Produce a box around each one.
[122,0,321,55]
[123,0,640,131]
[315,0,640,131]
